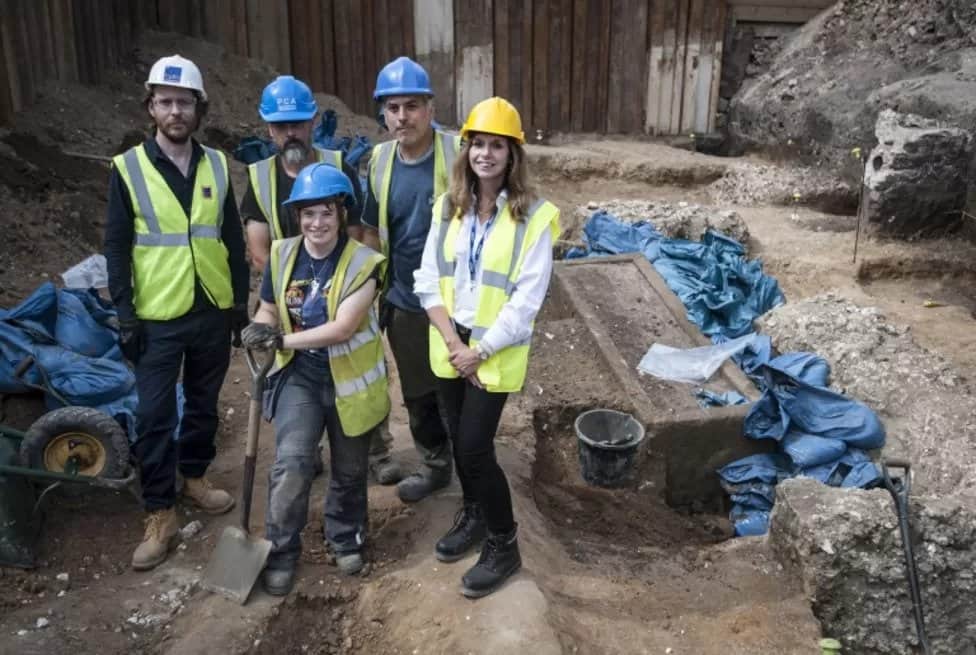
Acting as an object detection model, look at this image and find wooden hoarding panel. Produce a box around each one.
[682,0,705,133]
[608,0,648,133]
[413,0,454,122]
[455,0,493,125]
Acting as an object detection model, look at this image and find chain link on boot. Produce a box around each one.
[461,524,521,598]
[132,508,181,571]
[182,476,236,514]
[436,504,486,563]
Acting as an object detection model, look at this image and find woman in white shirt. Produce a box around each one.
[414,97,560,598]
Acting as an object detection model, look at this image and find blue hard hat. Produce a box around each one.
[284,163,354,208]
[259,75,317,122]
[373,57,433,101]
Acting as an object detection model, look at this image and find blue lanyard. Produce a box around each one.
[468,209,497,285]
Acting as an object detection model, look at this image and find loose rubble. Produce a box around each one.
[570,199,750,245]
[707,161,853,209]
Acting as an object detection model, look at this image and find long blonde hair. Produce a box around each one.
[447,135,535,222]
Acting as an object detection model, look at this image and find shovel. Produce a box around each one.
[202,347,275,604]
[881,458,932,655]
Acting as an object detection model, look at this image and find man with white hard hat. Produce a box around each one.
[104,54,249,571]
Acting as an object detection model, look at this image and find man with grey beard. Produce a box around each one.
[241,76,364,270]
[240,75,402,485]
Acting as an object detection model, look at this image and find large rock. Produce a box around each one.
[865,110,972,237]
[769,478,976,655]
[728,0,976,179]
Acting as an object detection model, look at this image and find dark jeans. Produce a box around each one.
[436,377,513,534]
[387,305,451,474]
[132,308,231,511]
[266,356,371,570]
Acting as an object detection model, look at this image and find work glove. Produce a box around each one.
[119,318,145,364]
[241,321,282,350]
[230,304,249,348]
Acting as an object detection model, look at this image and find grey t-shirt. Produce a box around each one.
[362,147,435,313]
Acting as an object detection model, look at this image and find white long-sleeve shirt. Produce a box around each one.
[414,194,554,357]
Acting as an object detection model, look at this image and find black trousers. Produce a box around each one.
[132,308,231,511]
[436,376,513,534]
[386,306,452,473]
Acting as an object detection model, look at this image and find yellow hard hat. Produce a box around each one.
[461,97,525,144]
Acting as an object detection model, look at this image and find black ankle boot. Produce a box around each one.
[436,504,486,563]
[460,525,521,598]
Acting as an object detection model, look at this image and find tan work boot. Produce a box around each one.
[132,508,180,571]
[182,476,236,515]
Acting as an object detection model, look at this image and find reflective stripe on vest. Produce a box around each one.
[429,195,559,392]
[248,148,344,241]
[269,236,390,436]
[368,130,459,265]
[113,143,232,320]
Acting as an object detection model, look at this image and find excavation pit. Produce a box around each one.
[543,255,772,512]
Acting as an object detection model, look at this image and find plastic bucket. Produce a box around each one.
[574,409,645,488]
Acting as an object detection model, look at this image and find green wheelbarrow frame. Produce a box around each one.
[0,422,138,569]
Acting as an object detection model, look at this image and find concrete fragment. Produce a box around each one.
[769,478,976,655]
[865,109,972,237]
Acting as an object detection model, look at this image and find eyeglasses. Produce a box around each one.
[152,97,197,111]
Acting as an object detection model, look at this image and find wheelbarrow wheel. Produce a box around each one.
[19,406,130,480]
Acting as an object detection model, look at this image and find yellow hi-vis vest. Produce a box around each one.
[428,194,560,393]
[112,143,233,321]
[247,147,344,241]
[367,130,460,279]
[269,237,390,436]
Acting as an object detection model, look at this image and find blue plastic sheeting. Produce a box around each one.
[695,388,748,409]
[567,211,884,537]
[565,212,786,339]
[717,335,884,535]
[0,283,138,436]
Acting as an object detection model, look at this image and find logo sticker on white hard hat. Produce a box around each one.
[163,66,183,84]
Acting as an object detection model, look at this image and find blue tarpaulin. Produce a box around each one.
[0,283,138,437]
[566,212,786,338]
[567,211,884,536]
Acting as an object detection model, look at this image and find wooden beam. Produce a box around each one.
[732,5,823,23]
[706,0,727,132]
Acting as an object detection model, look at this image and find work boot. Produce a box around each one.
[396,469,450,503]
[436,504,486,563]
[335,552,365,575]
[369,456,403,485]
[182,476,235,515]
[460,525,521,598]
[262,566,296,596]
[132,508,181,571]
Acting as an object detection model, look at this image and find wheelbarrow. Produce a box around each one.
[0,361,137,568]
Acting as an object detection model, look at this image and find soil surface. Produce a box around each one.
[3,29,976,655]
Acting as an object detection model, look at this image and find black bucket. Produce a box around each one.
[574,409,646,488]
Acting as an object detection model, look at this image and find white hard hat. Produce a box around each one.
[145,55,207,101]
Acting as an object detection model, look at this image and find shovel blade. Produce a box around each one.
[201,525,272,604]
